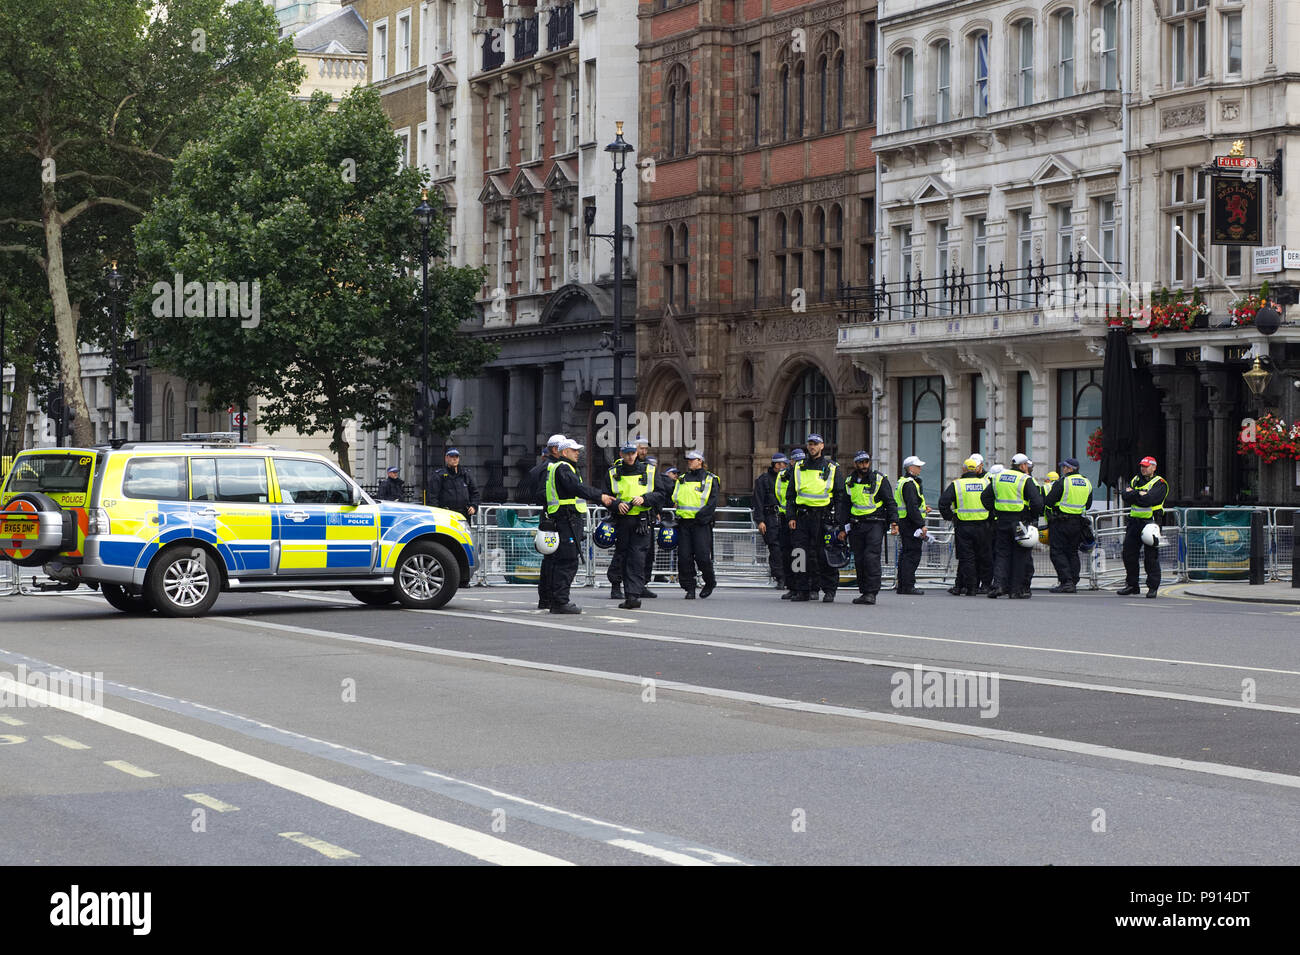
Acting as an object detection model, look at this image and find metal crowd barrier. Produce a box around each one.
[0,560,18,597]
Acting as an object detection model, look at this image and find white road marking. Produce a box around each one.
[184,793,239,812]
[422,610,1300,714]
[0,675,568,867]
[280,832,359,860]
[105,759,159,778]
[0,715,26,726]
[44,735,90,750]
[204,616,1300,793]
[0,734,25,745]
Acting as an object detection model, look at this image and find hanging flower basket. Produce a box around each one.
[1236,413,1300,464]
[1230,282,1272,328]
[1086,427,1103,463]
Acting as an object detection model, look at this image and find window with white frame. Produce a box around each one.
[495,225,508,293]
[969,215,987,312]
[374,20,389,81]
[1098,1,1118,90]
[1054,203,1073,276]
[1016,20,1034,106]
[397,11,411,73]
[395,128,410,169]
[520,88,532,160]
[1055,10,1073,98]
[971,32,989,117]
[1167,168,1207,286]
[1097,196,1117,266]
[417,122,429,177]
[1167,0,1208,85]
[1015,209,1033,305]
[898,49,914,129]
[533,85,545,160]
[934,222,951,311]
[1226,246,1242,279]
[438,0,454,56]
[530,217,544,292]
[567,76,579,151]
[934,41,950,123]
[897,226,913,316]
[1224,10,1242,77]
[448,115,457,174]
[499,92,511,168]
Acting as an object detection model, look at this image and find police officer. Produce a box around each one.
[376,466,405,501]
[603,442,668,609]
[788,434,846,602]
[1119,455,1168,598]
[982,452,1043,598]
[1045,458,1093,593]
[893,456,929,595]
[526,435,567,609]
[968,453,994,593]
[776,448,805,600]
[542,440,615,613]
[845,451,896,605]
[1019,460,1042,596]
[633,436,672,597]
[938,457,989,596]
[673,450,720,598]
[430,449,480,520]
[753,453,789,590]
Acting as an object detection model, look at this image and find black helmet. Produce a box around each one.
[823,540,851,569]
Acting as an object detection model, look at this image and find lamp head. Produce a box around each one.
[604,120,634,172]
[414,187,435,231]
[107,261,122,291]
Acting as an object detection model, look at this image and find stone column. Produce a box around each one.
[541,363,562,441]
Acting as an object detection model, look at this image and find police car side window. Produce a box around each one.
[215,458,269,504]
[122,457,187,501]
[274,458,350,506]
[190,458,217,501]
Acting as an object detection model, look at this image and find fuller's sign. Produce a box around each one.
[1210,176,1262,246]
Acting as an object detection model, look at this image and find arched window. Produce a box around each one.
[663,226,675,306]
[792,209,804,247]
[1058,368,1102,488]
[794,60,805,136]
[677,223,689,309]
[933,39,951,123]
[971,31,990,117]
[665,64,690,157]
[163,386,177,441]
[815,32,842,133]
[667,84,678,156]
[817,54,829,133]
[834,51,844,129]
[1015,19,1034,106]
[185,383,199,435]
[780,367,838,451]
[814,206,826,246]
[899,375,945,476]
[830,203,843,242]
[776,212,787,249]
[897,49,915,129]
[779,62,790,140]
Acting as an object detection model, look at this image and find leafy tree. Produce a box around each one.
[0,0,303,446]
[133,84,494,473]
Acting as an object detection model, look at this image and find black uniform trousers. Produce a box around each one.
[1049,515,1086,585]
[677,520,716,593]
[642,524,658,587]
[992,516,1032,594]
[848,520,886,595]
[896,524,923,591]
[1020,525,1037,592]
[760,513,784,585]
[953,521,984,593]
[1122,518,1161,590]
[777,517,794,589]
[543,513,583,606]
[977,523,994,590]
[610,514,651,596]
[791,507,836,596]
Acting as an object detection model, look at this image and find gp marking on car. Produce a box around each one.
[0,441,474,617]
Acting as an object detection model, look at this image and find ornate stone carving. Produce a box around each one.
[810,178,847,200]
[1220,100,1241,121]
[1043,182,1073,202]
[660,39,691,57]
[1160,103,1205,130]
[738,320,761,346]
[772,184,804,206]
[657,198,692,220]
[765,314,834,343]
[962,195,989,213]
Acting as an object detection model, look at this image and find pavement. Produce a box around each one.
[1181,581,1300,604]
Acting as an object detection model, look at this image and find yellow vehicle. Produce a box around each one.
[0,437,475,617]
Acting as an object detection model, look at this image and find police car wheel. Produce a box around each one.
[147,545,221,617]
[349,586,398,606]
[101,583,154,614]
[394,541,460,610]
[2,492,65,567]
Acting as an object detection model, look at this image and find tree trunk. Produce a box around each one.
[331,417,352,476]
[42,201,93,447]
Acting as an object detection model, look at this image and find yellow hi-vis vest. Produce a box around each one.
[775,472,790,515]
[546,460,587,515]
[993,469,1030,512]
[954,474,989,521]
[1128,473,1165,519]
[894,474,927,518]
[608,463,656,516]
[847,473,884,517]
[1057,474,1093,515]
[793,460,837,507]
[672,471,715,518]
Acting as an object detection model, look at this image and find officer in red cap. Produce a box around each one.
[1118,456,1168,598]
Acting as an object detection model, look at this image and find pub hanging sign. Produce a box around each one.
[1210,175,1262,246]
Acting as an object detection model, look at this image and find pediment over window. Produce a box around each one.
[543,159,577,192]
[477,174,511,204]
[912,176,952,203]
[1031,154,1079,184]
[509,166,545,197]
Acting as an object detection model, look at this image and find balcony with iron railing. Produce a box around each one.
[514,14,539,61]
[837,256,1126,351]
[547,3,574,50]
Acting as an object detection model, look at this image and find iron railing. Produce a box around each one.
[546,3,574,50]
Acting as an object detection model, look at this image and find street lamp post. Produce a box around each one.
[107,261,122,443]
[584,122,635,415]
[414,189,436,504]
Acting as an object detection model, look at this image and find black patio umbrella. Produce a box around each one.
[1099,326,1138,490]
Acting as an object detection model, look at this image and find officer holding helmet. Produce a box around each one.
[893,456,929,595]
[845,451,896,604]
[542,440,615,613]
[776,449,805,599]
[754,453,789,590]
[602,442,668,609]
[981,452,1044,598]
[673,450,720,598]
[788,434,847,602]
[1044,458,1093,593]
[938,457,989,596]
[1119,455,1168,598]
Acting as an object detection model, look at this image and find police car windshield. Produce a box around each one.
[3,455,93,495]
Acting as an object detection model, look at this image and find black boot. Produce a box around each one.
[1117,584,1139,595]
[700,582,715,599]
[610,583,624,599]
[684,591,696,599]
[549,603,581,614]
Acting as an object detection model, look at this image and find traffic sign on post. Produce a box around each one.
[230,412,248,429]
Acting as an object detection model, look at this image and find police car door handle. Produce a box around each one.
[197,508,218,517]
[287,510,309,522]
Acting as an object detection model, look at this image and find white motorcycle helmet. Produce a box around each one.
[1015,523,1038,548]
[1140,522,1162,547]
[534,529,560,555]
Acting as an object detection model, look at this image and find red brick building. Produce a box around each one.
[636,0,879,493]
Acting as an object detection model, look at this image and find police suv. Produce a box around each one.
[0,435,474,617]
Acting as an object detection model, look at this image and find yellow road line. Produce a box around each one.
[0,715,25,726]
[279,832,359,860]
[104,759,159,778]
[44,734,90,750]
[184,793,240,812]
